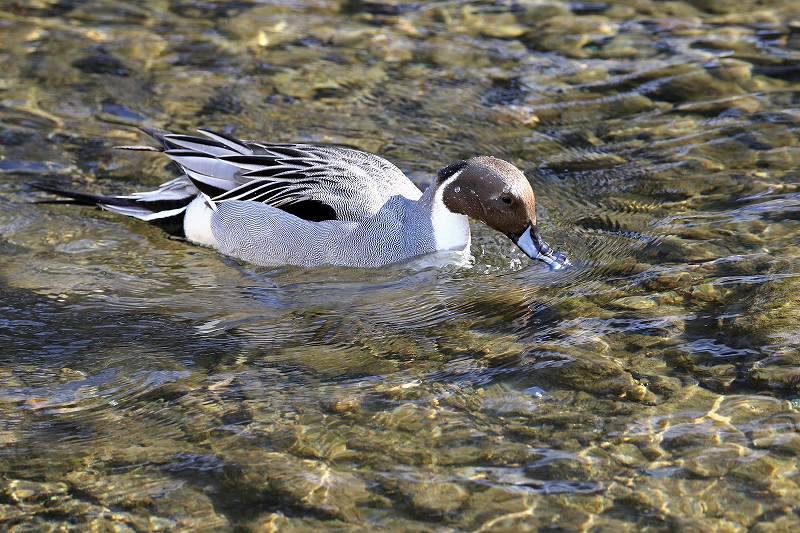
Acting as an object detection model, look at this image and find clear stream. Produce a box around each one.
[1,0,800,531]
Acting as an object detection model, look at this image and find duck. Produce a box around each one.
[34,128,569,270]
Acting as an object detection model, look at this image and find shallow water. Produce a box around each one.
[1,0,800,530]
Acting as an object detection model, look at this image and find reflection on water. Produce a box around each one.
[1,0,800,529]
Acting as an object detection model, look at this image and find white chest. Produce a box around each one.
[430,179,470,251]
[184,196,217,247]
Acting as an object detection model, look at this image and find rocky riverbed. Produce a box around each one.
[1,0,799,530]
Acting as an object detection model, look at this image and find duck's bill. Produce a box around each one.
[514,224,571,270]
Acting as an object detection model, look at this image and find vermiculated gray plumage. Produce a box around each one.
[212,196,439,268]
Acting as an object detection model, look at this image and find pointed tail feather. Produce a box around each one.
[111,127,176,152]
[30,183,138,207]
[117,127,247,158]
[31,182,193,238]
[139,126,175,148]
[113,145,162,152]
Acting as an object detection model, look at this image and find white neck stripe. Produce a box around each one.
[431,170,470,251]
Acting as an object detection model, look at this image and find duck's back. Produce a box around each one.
[151,129,422,224]
[294,144,422,220]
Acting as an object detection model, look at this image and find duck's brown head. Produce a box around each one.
[437,156,569,270]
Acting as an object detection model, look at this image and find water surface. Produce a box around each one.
[1,0,800,530]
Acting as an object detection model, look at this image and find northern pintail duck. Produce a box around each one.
[35,128,569,270]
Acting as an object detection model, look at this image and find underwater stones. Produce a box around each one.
[693,28,761,56]
[480,384,541,417]
[524,455,594,481]
[729,452,794,487]
[726,278,800,345]
[711,58,753,84]
[747,362,800,394]
[200,88,243,116]
[758,146,800,170]
[321,395,362,415]
[4,1,800,531]
[461,8,527,39]
[752,514,800,533]
[582,334,612,356]
[677,95,762,117]
[289,428,352,462]
[270,62,386,100]
[752,432,800,456]
[609,478,724,523]
[645,235,723,263]
[106,28,167,70]
[526,499,597,531]
[688,283,728,304]
[660,421,723,452]
[647,374,685,397]
[610,295,657,310]
[239,512,288,533]
[309,26,376,48]
[368,33,414,63]
[662,347,702,374]
[372,402,437,434]
[223,6,305,50]
[277,345,398,377]
[480,440,539,466]
[524,15,617,58]
[240,512,365,533]
[435,385,484,414]
[541,91,659,124]
[224,451,372,521]
[691,485,768,531]
[605,442,648,467]
[462,487,537,531]
[553,327,612,357]
[594,34,651,59]
[398,479,468,519]
[433,444,487,468]
[699,363,737,391]
[518,3,571,25]
[486,105,540,127]
[1,478,68,503]
[536,295,610,323]
[269,465,370,520]
[424,35,494,69]
[687,0,748,15]
[147,488,229,530]
[437,328,527,366]
[644,63,744,104]
[61,469,229,530]
[65,469,181,508]
[529,346,651,401]
[685,138,758,170]
[653,290,684,306]
[72,51,130,77]
[678,443,749,477]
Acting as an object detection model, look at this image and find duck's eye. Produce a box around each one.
[500,196,513,205]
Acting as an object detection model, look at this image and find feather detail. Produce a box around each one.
[162,134,234,157]
[164,150,242,182]
[113,145,162,152]
[197,129,251,154]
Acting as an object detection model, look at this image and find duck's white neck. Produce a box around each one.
[426,171,470,252]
